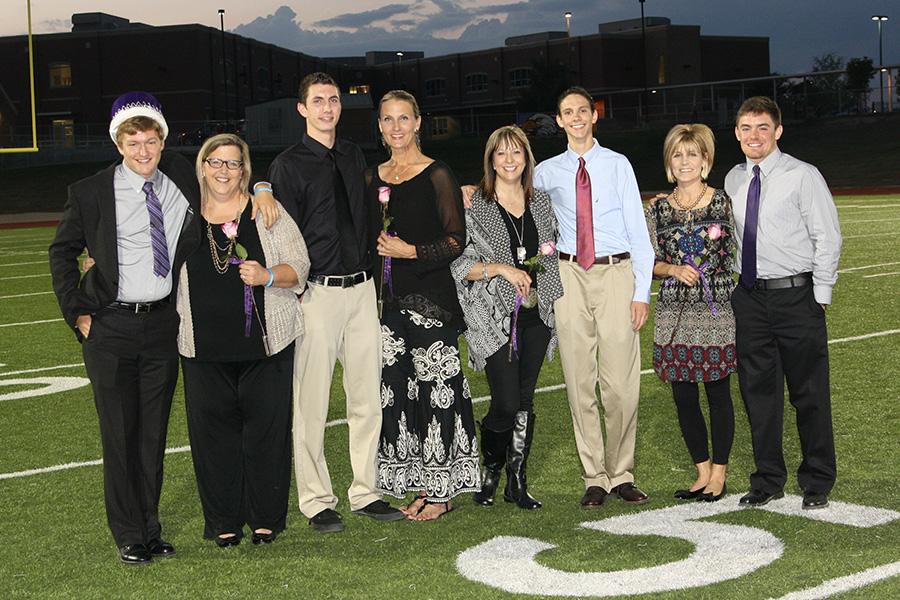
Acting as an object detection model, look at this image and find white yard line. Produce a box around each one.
[842,232,896,239]
[0,291,54,300]
[862,271,900,279]
[0,261,49,268]
[771,560,900,600]
[0,318,63,328]
[837,203,900,209]
[840,217,900,224]
[0,273,50,281]
[837,261,900,273]
[0,363,84,377]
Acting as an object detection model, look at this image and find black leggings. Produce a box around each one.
[671,377,734,465]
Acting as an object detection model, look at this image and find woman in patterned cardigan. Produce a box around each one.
[451,125,563,509]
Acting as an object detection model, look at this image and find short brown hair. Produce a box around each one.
[662,124,716,183]
[115,116,164,145]
[478,125,536,206]
[736,96,781,128]
[299,72,339,104]
[196,133,252,206]
[557,86,595,113]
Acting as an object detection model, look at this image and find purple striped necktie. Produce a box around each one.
[740,165,761,289]
[142,181,170,278]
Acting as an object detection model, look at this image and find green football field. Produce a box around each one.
[1,194,898,599]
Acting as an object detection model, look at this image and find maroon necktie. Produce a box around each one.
[575,157,595,270]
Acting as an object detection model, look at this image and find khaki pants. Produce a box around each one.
[556,260,641,491]
[292,278,382,517]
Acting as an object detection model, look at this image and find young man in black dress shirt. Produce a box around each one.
[261,73,403,532]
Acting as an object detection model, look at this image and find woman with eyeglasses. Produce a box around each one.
[175,133,309,546]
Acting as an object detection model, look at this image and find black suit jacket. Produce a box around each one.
[49,151,201,340]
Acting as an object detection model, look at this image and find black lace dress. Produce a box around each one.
[367,160,480,502]
[645,189,737,382]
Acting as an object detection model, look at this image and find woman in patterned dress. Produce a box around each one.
[367,90,479,521]
[645,124,737,502]
[451,125,563,509]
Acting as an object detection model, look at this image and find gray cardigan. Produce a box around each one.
[177,201,309,358]
[450,188,563,370]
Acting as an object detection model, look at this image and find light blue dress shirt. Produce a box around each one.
[114,163,189,302]
[534,139,654,303]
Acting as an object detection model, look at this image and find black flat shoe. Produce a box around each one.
[698,483,727,502]
[215,534,241,548]
[251,531,277,545]
[673,488,705,500]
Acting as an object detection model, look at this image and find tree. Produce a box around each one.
[516,59,570,114]
[807,53,846,117]
[845,57,876,113]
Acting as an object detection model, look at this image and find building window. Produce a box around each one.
[49,63,72,88]
[508,68,533,89]
[349,85,370,95]
[425,78,447,97]
[52,119,74,147]
[432,116,450,135]
[257,68,269,90]
[464,72,488,93]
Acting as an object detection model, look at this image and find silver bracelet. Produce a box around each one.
[482,264,489,282]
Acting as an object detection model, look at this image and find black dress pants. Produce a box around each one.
[81,304,180,547]
[671,377,734,465]
[181,344,293,539]
[483,320,552,432]
[731,283,836,495]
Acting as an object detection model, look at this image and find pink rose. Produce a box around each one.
[707,224,722,241]
[221,220,239,239]
[377,186,391,205]
[539,241,556,256]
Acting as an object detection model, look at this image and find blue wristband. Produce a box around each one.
[254,182,273,194]
[264,268,275,288]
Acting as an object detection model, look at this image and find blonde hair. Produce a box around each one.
[196,133,252,204]
[478,125,536,205]
[662,123,715,183]
[378,90,421,150]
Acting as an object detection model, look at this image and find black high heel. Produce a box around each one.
[251,530,276,545]
[674,488,705,500]
[698,482,727,502]
[215,533,240,548]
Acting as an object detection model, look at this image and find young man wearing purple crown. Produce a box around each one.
[49,92,276,564]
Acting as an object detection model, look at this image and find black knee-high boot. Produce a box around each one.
[504,411,541,509]
[473,423,512,506]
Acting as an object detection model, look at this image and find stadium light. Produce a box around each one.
[872,15,888,112]
[396,51,404,66]
[219,9,227,122]
[565,11,572,37]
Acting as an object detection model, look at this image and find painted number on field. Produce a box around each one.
[456,495,900,597]
[0,377,90,401]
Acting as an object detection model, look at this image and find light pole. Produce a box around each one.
[565,11,572,37]
[396,51,404,66]
[218,9,227,123]
[638,0,647,121]
[872,15,888,112]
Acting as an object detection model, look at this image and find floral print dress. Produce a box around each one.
[645,188,738,382]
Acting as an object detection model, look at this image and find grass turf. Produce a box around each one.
[0,195,898,599]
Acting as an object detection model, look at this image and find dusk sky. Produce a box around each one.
[1,0,896,75]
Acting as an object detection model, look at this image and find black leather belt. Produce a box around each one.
[558,251,630,265]
[107,300,168,313]
[311,270,372,288]
[753,272,812,290]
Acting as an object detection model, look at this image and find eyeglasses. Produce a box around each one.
[204,158,243,170]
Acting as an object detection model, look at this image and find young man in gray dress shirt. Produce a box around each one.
[724,96,842,510]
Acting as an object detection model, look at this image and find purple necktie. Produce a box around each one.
[142,181,170,278]
[740,165,761,289]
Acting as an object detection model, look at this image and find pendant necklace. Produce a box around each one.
[389,161,411,182]
[205,205,242,275]
[499,203,526,263]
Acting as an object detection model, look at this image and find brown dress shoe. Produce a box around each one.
[610,482,650,504]
[580,486,608,508]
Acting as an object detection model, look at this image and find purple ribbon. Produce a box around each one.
[229,257,253,336]
[684,256,718,317]
[508,293,524,362]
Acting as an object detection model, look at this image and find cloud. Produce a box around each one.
[315,4,410,29]
[38,18,71,33]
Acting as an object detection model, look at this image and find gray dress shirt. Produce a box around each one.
[114,164,189,302]
[724,149,842,304]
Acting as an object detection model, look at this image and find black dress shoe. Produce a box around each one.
[118,544,152,565]
[215,534,241,548]
[147,538,176,557]
[251,531,277,545]
[739,489,784,506]
[674,488,705,500]
[698,482,727,503]
[802,492,829,510]
[309,508,345,533]
[610,482,650,504]
[580,486,608,509]
[352,499,405,521]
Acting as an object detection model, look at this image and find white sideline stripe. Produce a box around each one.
[770,560,900,600]
[862,271,900,279]
[841,217,900,224]
[837,203,900,209]
[0,291,54,300]
[0,318,63,328]
[0,260,49,268]
[0,273,49,280]
[0,251,48,256]
[842,232,895,239]
[838,261,900,273]
[0,331,895,481]
[0,363,84,377]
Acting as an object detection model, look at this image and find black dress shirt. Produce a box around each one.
[268,134,370,276]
